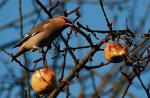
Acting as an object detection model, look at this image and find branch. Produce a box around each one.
[99,0,112,30]
[84,62,110,70]
[35,0,52,18]
[49,35,109,98]
[1,49,34,72]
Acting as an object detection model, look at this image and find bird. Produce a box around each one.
[12,16,75,61]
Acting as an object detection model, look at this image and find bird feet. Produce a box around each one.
[30,46,43,52]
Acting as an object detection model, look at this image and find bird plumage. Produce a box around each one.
[12,16,73,61]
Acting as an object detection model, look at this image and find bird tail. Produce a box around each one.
[11,48,27,62]
[12,35,31,48]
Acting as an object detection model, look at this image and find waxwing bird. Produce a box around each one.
[12,16,74,61]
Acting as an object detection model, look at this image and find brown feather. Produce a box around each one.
[13,16,71,60]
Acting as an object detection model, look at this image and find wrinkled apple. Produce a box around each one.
[31,67,57,94]
[104,42,128,63]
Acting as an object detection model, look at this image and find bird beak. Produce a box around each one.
[65,20,79,33]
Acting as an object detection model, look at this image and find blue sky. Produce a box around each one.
[0,0,150,98]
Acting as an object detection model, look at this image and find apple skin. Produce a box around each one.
[31,68,57,94]
[104,42,128,63]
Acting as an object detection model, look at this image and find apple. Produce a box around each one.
[104,42,128,63]
[31,67,57,94]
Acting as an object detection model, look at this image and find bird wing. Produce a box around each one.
[12,32,39,48]
[12,20,51,48]
[29,20,50,35]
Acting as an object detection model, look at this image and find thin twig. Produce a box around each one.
[59,51,67,82]
[60,34,79,65]
[1,49,34,72]
[49,35,109,98]
[99,0,112,30]
[131,65,150,98]
[35,0,52,18]
[84,62,110,70]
